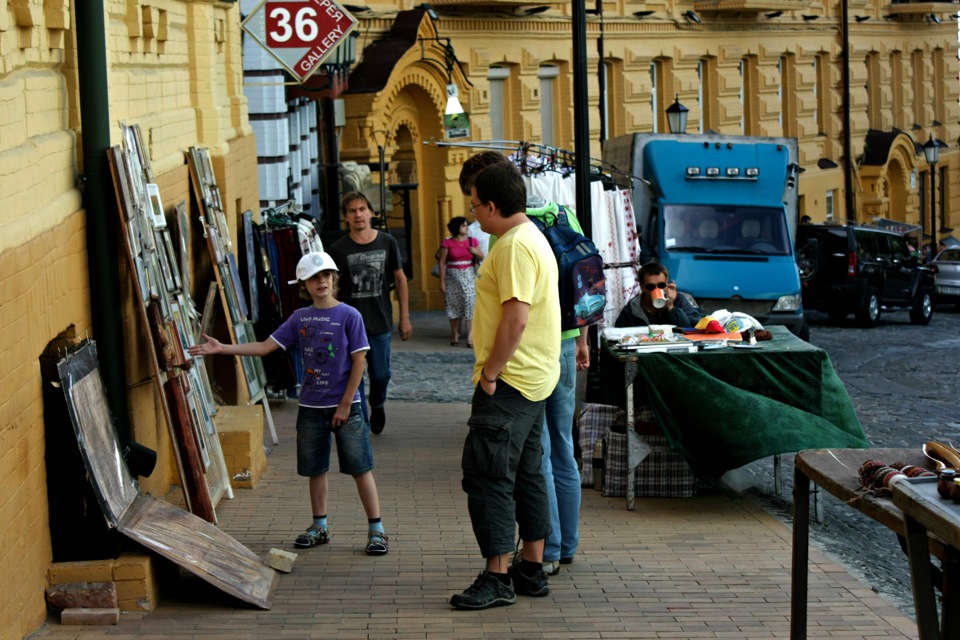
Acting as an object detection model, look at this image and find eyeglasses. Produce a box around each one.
[643,282,667,292]
[470,202,486,215]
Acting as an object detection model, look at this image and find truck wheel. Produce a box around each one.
[909,290,933,325]
[855,288,881,327]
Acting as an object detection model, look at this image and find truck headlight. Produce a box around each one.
[772,295,801,312]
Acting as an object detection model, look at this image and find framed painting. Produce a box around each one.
[226,252,249,321]
[242,210,259,324]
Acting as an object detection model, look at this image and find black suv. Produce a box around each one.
[795,224,935,326]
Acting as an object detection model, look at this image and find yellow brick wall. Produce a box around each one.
[0,216,91,639]
[1,1,256,637]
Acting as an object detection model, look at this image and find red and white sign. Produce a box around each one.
[242,0,357,83]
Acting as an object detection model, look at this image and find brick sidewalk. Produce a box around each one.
[30,397,917,639]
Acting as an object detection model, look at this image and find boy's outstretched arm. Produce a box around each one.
[188,333,279,358]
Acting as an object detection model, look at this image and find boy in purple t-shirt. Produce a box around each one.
[188,251,388,555]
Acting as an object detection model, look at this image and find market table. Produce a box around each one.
[891,474,960,639]
[790,448,952,640]
[600,325,868,509]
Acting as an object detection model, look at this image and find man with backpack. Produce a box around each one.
[457,151,599,579]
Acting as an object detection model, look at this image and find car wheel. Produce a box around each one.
[827,309,847,323]
[796,240,819,282]
[795,317,810,342]
[855,288,880,327]
[909,290,933,325]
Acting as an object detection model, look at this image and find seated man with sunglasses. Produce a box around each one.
[615,262,703,328]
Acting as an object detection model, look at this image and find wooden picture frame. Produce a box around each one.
[146,183,167,228]
[161,228,182,290]
[200,281,219,340]
[175,200,191,294]
[155,229,176,293]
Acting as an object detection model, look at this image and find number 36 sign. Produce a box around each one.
[242,0,357,83]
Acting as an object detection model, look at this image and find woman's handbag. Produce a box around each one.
[431,245,442,278]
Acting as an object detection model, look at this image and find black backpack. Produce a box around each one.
[531,206,606,331]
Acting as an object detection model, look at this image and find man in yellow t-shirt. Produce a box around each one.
[449,161,561,611]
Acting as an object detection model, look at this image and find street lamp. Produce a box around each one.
[666,95,689,134]
[924,135,939,261]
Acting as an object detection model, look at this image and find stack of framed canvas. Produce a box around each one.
[107,124,232,524]
[187,147,278,446]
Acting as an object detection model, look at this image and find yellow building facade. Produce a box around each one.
[2,0,958,636]
[340,0,958,309]
[0,1,258,635]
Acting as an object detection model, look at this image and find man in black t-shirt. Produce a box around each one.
[328,193,412,434]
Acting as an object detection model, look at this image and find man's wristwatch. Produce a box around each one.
[481,368,498,384]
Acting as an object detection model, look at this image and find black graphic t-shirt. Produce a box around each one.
[328,231,402,335]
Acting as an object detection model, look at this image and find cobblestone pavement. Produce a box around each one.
[742,306,960,619]
[390,306,960,621]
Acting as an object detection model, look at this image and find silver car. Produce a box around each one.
[933,247,960,305]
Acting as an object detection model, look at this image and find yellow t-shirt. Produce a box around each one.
[472,221,561,401]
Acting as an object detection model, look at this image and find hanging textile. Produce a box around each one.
[592,185,640,326]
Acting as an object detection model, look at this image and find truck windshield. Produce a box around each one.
[662,204,791,256]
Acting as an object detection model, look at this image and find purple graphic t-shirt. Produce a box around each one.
[270,303,370,408]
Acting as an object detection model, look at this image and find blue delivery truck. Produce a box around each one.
[603,133,808,340]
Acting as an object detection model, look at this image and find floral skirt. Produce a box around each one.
[444,267,476,320]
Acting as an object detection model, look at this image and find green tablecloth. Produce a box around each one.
[600,326,869,482]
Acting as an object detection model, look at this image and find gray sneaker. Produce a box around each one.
[542,560,560,576]
[450,571,516,610]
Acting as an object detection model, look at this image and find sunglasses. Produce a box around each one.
[644,282,667,292]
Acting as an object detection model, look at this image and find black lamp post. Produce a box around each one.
[666,95,689,134]
[924,135,939,261]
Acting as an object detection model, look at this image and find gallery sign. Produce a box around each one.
[241,0,357,83]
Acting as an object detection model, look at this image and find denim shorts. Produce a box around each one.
[296,404,374,477]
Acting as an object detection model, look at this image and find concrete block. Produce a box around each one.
[48,560,115,584]
[264,548,297,573]
[46,582,118,610]
[214,405,267,488]
[60,608,120,625]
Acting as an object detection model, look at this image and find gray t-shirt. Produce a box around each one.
[328,231,402,335]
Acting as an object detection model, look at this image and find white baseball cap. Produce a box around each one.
[289,251,339,284]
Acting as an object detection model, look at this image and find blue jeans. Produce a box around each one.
[359,331,392,422]
[540,337,581,562]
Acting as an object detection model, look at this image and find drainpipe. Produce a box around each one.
[75,1,132,446]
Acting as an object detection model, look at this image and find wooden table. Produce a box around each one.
[791,448,949,639]
[891,476,960,639]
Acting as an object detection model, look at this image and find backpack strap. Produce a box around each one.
[555,205,572,228]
